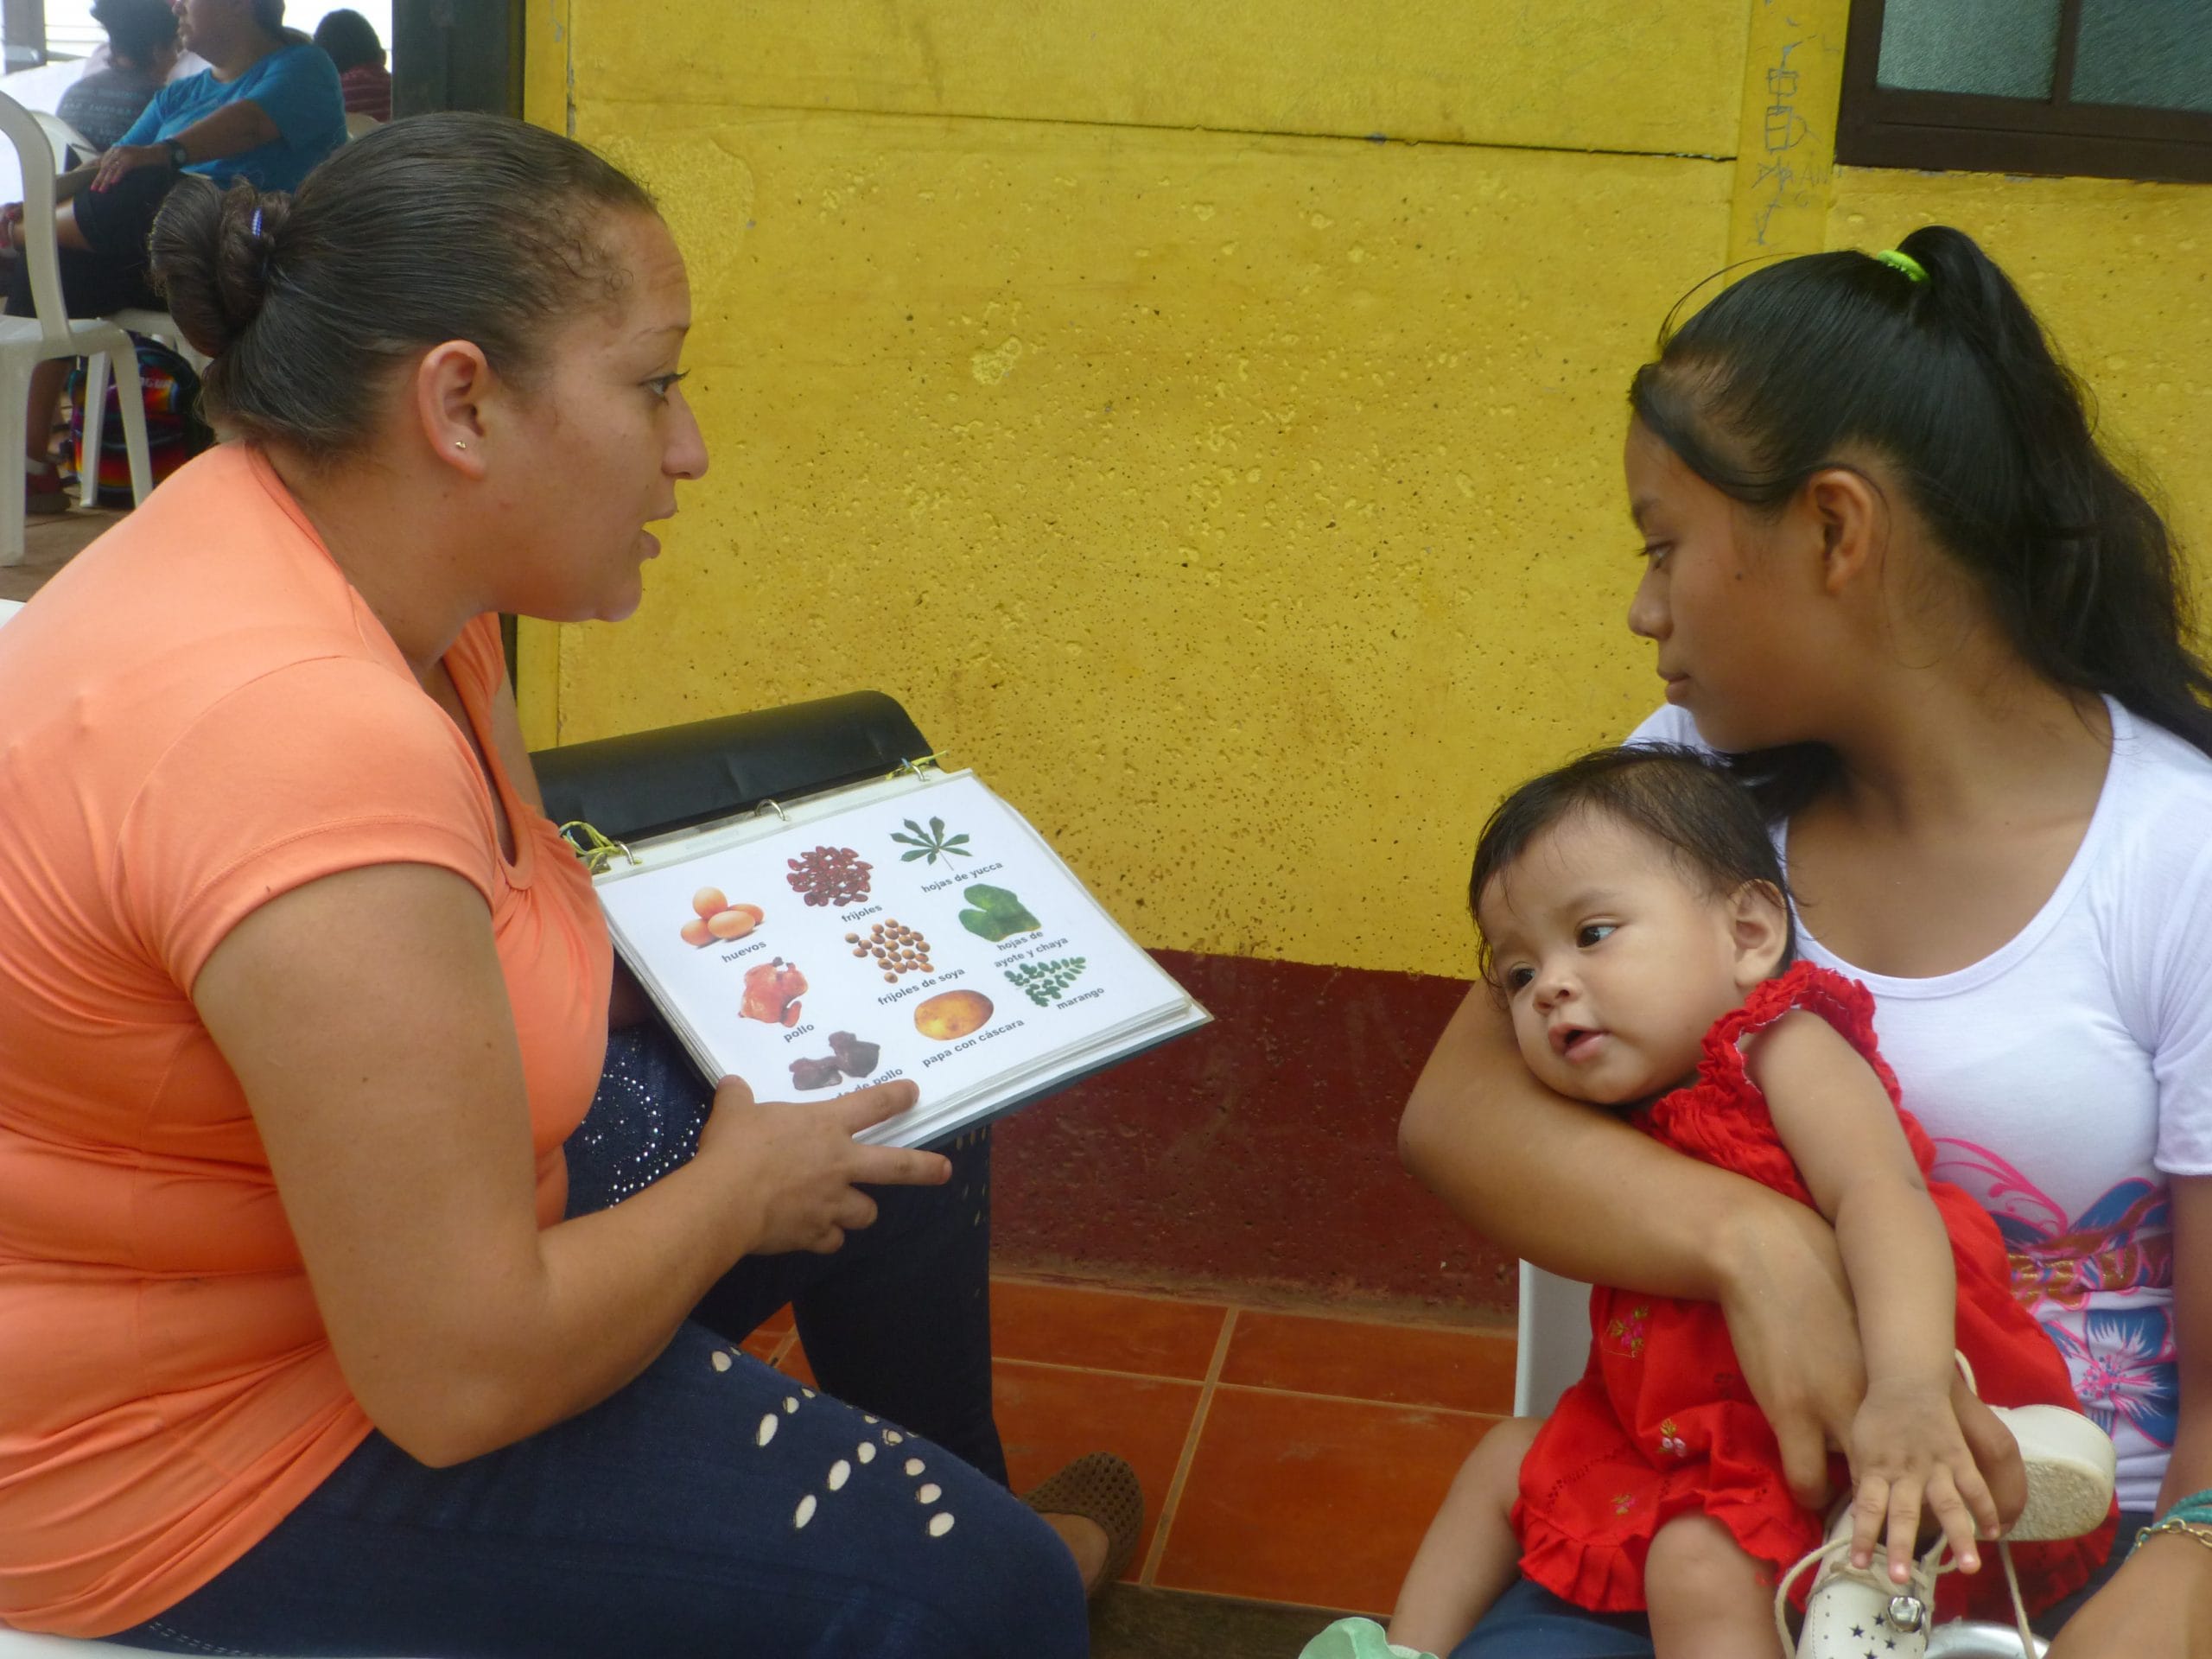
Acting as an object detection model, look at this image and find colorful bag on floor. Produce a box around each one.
[64,336,214,507]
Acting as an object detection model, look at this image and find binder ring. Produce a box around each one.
[758,798,790,823]
[557,821,637,875]
[890,752,945,780]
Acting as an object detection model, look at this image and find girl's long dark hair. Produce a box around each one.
[1630,225,2212,816]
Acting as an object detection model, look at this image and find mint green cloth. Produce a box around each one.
[1296,1616,1436,1659]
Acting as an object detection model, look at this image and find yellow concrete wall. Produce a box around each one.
[523,2,2212,982]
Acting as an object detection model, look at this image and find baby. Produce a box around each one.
[1382,747,2115,1659]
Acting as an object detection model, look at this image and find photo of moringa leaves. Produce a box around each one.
[891,817,974,864]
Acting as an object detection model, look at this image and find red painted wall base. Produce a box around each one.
[991,948,1520,1320]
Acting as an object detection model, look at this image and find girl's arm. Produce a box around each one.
[1401,985,1870,1506]
[1748,1011,2002,1581]
[2048,1173,2212,1659]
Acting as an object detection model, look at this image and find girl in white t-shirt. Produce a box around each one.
[1398,226,2212,1659]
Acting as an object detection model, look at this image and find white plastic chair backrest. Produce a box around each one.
[31,111,92,170]
[1512,1260,1592,1417]
[0,90,73,353]
[344,111,379,141]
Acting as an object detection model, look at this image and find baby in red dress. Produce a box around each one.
[1387,747,2114,1659]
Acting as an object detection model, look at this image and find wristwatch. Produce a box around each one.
[162,137,188,170]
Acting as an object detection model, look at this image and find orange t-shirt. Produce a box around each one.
[0,446,612,1636]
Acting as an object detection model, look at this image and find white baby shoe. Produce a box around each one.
[1779,1402,2113,1657]
[1782,1506,1948,1659]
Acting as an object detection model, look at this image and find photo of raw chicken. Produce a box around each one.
[740,958,808,1027]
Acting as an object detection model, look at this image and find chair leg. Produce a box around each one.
[109,346,153,507]
[0,373,28,568]
[79,351,108,506]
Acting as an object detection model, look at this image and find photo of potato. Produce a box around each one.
[913,988,994,1042]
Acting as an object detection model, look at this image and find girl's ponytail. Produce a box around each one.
[1891,225,2212,757]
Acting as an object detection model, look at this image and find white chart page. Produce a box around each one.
[594,774,1192,1125]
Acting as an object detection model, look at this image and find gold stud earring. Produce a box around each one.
[454,440,470,450]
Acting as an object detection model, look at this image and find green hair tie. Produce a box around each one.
[1875,249,1930,284]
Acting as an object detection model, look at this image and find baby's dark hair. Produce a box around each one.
[1468,745,1795,982]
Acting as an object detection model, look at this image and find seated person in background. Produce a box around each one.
[314,8,391,124]
[1,0,343,512]
[57,0,181,154]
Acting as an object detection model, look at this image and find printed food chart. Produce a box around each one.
[593,772,1204,1147]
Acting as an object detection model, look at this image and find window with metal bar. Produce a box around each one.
[1836,0,2212,183]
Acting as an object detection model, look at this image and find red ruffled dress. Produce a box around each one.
[1511,963,2114,1621]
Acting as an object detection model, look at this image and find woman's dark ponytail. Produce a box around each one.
[1630,224,2212,809]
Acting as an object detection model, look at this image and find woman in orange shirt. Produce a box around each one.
[0,114,1113,1656]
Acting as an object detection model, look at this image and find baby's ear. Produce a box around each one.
[1726,880,1791,988]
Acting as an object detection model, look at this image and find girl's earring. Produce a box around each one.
[454,440,470,450]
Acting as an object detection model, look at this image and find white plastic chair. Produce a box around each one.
[0,1622,422,1657]
[0,89,150,566]
[29,111,92,171]
[0,1620,420,1656]
[101,307,208,372]
[17,105,194,492]
[345,111,380,141]
[0,1633,175,1656]
[1511,1261,2044,1656]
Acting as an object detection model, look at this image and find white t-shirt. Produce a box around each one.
[1632,698,2212,1511]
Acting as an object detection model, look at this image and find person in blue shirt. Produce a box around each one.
[1,0,344,511]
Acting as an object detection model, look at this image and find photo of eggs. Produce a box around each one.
[680,887,764,947]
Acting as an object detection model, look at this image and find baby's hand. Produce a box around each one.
[1847,1379,2001,1586]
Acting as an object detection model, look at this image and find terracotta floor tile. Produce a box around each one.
[775,1338,818,1386]
[991,1277,1227,1378]
[740,1328,787,1364]
[1154,1386,1499,1613]
[994,1359,1203,1583]
[1220,1309,1517,1414]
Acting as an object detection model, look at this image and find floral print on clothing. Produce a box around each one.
[1605,1304,1649,1360]
[2045,1306,2179,1448]
[1931,1139,2177,1455]
[1657,1418,1687,1458]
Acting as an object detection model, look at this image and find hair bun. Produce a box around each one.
[149,180,291,359]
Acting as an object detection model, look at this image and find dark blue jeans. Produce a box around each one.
[103,1024,1085,1657]
[1450,1514,2150,1657]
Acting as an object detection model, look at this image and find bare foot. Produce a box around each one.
[1041,1510,1112,1592]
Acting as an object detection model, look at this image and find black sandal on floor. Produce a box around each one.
[1023,1451,1146,1595]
